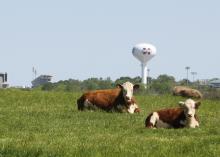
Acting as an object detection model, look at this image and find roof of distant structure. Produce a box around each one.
[32,75,52,82]
[209,79,220,84]
[38,75,52,77]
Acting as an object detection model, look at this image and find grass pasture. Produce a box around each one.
[0,89,219,157]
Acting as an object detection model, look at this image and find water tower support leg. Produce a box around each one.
[141,63,147,87]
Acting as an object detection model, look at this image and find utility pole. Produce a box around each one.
[32,67,37,79]
[191,72,197,83]
[185,66,190,86]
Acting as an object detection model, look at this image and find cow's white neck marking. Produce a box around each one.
[186,117,199,128]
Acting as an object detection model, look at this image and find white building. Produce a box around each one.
[198,79,209,86]
[209,79,220,88]
[31,75,52,88]
[0,72,8,88]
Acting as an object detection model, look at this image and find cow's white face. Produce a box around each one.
[117,82,139,103]
[179,99,201,118]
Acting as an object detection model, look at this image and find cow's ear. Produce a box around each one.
[178,101,185,107]
[133,84,140,91]
[116,84,123,89]
[195,101,201,109]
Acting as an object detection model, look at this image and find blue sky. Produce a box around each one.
[0,0,219,86]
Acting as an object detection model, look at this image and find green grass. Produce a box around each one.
[0,89,219,157]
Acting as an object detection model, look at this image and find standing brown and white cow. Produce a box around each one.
[145,99,201,128]
[77,82,140,113]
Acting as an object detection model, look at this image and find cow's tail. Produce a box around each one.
[77,96,85,111]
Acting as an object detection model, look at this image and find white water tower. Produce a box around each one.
[132,43,156,85]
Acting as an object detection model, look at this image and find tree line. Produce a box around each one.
[39,74,178,94]
[30,74,219,99]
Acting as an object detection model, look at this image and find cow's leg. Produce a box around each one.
[127,103,139,114]
[115,104,127,113]
[77,98,84,111]
[84,99,98,111]
[145,112,159,128]
[84,99,91,109]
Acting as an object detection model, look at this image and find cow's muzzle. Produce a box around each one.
[187,114,193,118]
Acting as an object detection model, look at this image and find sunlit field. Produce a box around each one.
[0,89,219,157]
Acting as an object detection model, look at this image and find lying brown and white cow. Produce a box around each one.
[145,99,201,128]
[77,82,140,113]
[173,86,203,99]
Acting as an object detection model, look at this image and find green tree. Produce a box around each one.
[41,82,54,91]
[150,74,176,94]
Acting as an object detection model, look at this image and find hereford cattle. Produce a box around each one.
[173,86,203,99]
[145,99,201,128]
[77,82,140,113]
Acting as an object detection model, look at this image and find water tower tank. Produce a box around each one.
[132,43,156,85]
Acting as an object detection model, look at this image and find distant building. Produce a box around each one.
[31,75,52,88]
[198,79,209,86]
[0,72,9,88]
[209,79,220,88]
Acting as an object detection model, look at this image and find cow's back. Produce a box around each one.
[145,108,186,128]
[77,88,123,110]
[157,108,183,121]
[173,86,203,99]
[173,86,188,95]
